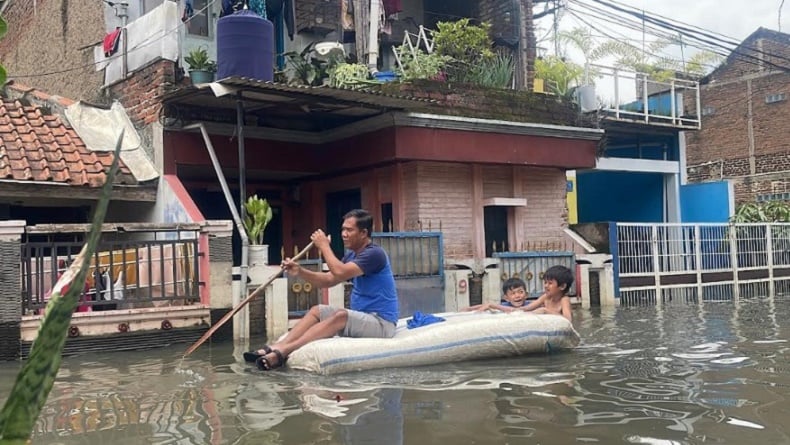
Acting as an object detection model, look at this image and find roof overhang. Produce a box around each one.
[0,181,157,203]
[162,78,603,144]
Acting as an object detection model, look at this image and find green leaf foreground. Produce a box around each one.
[0,131,124,444]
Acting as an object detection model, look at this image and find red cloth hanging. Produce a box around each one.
[103,27,123,57]
[382,0,401,17]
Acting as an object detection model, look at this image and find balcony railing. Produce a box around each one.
[574,64,701,129]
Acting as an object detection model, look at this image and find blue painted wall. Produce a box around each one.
[577,171,665,223]
[680,181,731,223]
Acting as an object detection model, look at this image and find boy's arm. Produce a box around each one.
[521,294,546,312]
[558,296,573,322]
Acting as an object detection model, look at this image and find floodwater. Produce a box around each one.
[3,297,790,445]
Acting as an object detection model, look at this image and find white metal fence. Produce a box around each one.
[614,223,790,305]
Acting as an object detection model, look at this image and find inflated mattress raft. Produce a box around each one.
[287,311,581,375]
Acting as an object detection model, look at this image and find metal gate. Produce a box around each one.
[373,231,444,318]
[613,222,790,306]
[494,251,576,298]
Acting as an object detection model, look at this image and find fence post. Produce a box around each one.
[766,224,775,297]
[608,222,620,299]
[0,220,25,361]
[652,225,662,307]
[694,225,703,303]
[729,224,740,302]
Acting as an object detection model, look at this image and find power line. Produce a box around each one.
[568,0,790,73]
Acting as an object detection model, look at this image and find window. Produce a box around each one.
[765,93,786,104]
[186,0,210,37]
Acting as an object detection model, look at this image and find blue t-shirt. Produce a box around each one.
[342,243,399,323]
[500,300,513,307]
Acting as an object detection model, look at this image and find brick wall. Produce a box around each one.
[108,59,182,128]
[685,32,790,203]
[482,165,512,198]
[0,0,105,101]
[401,161,568,260]
[409,162,475,259]
[518,166,568,244]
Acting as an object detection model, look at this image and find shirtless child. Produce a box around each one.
[521,265,574,322]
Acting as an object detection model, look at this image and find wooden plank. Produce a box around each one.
[0,182,157,202]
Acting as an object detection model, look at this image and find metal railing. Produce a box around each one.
[612,222,790,305]
[585,64,701,129]
[21,224,202,315]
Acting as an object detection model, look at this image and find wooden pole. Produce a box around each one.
[183,241,315,357]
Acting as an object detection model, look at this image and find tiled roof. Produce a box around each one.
[0,98,136,187]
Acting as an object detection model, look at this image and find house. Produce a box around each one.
[0,0,606,351]
[685,27,790,206]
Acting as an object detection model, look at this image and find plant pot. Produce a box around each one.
[189,69,215,84]
[248,244,270,285]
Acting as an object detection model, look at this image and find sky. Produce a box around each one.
[607,0,786,41]
[535,0,788,58]
[531,0,790,106]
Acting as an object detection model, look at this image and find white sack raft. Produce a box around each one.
[287,311,581,375]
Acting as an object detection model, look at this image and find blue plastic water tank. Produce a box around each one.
[216,10,274,81]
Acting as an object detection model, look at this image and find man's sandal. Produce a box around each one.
[243,345,272,363]
[256,349,287,371]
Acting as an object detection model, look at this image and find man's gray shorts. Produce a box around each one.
[318,304,396,338]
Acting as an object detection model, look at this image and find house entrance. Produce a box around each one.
[325,188,361,257]
[484,206,509,257]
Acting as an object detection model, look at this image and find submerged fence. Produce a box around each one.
[613,222,790,305]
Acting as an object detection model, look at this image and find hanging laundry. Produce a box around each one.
[103,27,122,57]
[342,0,354,30]
[248,0,266,18]
[382,0,402,17]
[181,0,194,23]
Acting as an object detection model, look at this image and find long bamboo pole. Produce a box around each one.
[183,241,315,357]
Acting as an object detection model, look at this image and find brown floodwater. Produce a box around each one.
[2,297,790,444]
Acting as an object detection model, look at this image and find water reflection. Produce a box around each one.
[2,297,790,444]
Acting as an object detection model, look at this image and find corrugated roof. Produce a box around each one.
[0,98,136,187]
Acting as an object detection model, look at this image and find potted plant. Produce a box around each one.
[184,47,217,84]
[243,195,273,270]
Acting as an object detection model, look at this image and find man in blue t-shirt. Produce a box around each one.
[250,208,399,371]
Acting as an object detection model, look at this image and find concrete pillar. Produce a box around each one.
[579,264,592,309]
[0,221,25,361]
[201,220,234,341]
[444,270,472,312]
[265,277,289,341]
[482,268,502,305]
[601,263,617,307]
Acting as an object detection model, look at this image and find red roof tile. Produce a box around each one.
[0,98,135,187]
